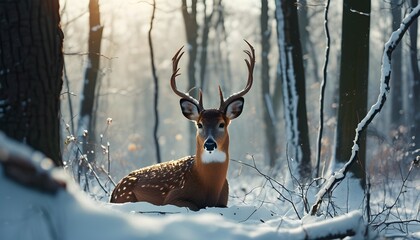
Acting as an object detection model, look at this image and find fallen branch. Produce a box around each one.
[281,211,367,239]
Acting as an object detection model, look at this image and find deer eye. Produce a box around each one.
[197,123,203,129]
[219,123,225,128]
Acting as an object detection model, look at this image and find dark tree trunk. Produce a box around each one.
[77,0,103,165]
[390,0,403,128]
[335,0,370,188]
[261,0,278,166]
[148,0,161,163]
[408,0,420,159]
[0,0,64,166]
[275,0,311,180]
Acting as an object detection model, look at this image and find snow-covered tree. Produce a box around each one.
[274,0,311,181]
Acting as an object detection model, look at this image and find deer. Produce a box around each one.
[110,41,255,211]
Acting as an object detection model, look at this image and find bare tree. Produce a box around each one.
[199,0,216,91]
[408,0,420,159]
[261,0,278,166]
[297,0,320,82]
[148,0,161,163]
[315,0,331,178]
[77,0,103,172]
[74,0,104,187]
[213,0,233,94]
[275,0,311,180]
[0,0,64,166]
[390,0,403,128]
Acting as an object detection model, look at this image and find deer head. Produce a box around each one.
[170,40,255,165]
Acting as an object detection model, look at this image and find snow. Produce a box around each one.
[0,168,370,240]
[0,133,374,240]
[91,24,102,32]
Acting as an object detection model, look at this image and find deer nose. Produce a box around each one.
[204,138,217,151]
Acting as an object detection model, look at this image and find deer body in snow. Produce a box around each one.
[110,41,255,211]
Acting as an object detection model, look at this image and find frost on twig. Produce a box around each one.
[309,5,420,216]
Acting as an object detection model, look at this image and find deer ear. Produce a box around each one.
[180,99,200,121]
[224,97,244,120]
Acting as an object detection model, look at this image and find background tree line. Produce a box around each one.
[1,0,418,199]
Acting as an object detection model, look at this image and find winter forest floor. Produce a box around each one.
[1,130,419,239]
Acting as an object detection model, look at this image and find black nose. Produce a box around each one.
[204,139,217,151]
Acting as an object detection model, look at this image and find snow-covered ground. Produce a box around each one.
[0,133,376,240]
[0,165,369,240]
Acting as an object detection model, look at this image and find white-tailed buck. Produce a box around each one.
[110,41,255,210]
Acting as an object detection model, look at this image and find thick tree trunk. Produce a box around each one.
[335,0,370,188]
[390,0,403,128]
[0,0,64,166]
[408,0,420,159]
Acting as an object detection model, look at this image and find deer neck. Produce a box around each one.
[193,139,229,190]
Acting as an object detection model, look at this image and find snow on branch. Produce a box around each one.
[309,4,420,216]
[279,211,365,239]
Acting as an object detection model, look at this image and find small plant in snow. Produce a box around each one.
[62,117,116,200]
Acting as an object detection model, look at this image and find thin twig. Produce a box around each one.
[64,126,109,194]
[64,52,116,60]
[370,160,417,228]
[231,157,302,219]
[63,62,75,135]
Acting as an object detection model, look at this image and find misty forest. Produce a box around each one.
[0,0,419,239]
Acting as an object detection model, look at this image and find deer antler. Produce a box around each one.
[170,47,204,112]
[219,40,255,111]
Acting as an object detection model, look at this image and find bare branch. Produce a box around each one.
[309,5,420,216]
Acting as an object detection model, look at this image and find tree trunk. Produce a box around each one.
[199,0,215,91]
[390,0,403,128]
[275,0,311,181]
[0,0,64,166]
[214,0,232,94]
[297,0,320,82]
[77,0,103,166]
[261,0,278,166]
[148,0,161,163]
[408,0,420,159]
[181,0,199,154]
[334,0,370,188]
